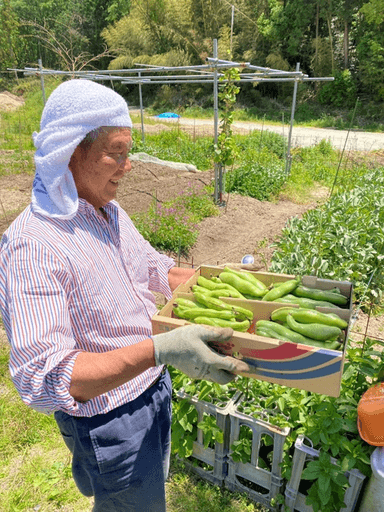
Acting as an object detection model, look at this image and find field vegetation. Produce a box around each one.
[1,78,384,511]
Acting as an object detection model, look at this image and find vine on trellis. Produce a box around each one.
[214,66,241,203]
[214,67,241,168]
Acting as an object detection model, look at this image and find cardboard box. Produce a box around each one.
[152,266,353,397]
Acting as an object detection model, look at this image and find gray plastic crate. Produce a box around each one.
[176,387,242,486]
[225,394,290,511]
[284,434,366,512]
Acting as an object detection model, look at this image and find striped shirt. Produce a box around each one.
[0,199,174,417]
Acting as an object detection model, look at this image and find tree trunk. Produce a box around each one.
[327,14,335,74]
[344,19,349,69]
[315,2,319,67]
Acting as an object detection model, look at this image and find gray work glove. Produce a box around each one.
[153,324,250,385]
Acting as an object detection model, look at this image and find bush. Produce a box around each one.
[318,70,357,109]
[226,159,286,201]
[131,182,219,256]
[132,129,214,171]
[270,168,384,308]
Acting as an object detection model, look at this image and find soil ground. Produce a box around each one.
[0,155,382,343]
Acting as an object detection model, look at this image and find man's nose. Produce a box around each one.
[123,156,131,172]
[117,155,131,172]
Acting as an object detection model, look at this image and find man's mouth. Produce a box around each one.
[110,180,119,184]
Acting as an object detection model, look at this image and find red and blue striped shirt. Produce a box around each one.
[0,199,174,417]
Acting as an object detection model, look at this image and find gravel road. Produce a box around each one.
[231,120,384,151]
[139,113,384,151]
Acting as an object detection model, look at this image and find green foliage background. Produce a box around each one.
[2,0,384,122]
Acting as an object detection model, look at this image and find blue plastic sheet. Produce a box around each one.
[155,112,180,118]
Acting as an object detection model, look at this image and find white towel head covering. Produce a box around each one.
[32,79,132,219]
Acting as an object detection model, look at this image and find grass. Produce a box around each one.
[167,459,265,512]
[0,149,34,176]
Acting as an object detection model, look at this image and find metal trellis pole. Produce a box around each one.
[286,62,300,175]
[213,39,220,204]
[138,72,145,143]
[38,58,46,105]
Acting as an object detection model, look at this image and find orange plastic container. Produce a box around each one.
[357,382,384,446]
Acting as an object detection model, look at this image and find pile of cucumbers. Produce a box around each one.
[171,267,350,345]
[172,295,254,332]
[256,307,348,351]
[188,266,349,309]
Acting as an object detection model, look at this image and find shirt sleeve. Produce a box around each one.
[1,237,91,415]
[118,206,175,300]
[146,242,175,300]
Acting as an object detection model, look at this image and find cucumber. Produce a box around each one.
[286,314,342,341]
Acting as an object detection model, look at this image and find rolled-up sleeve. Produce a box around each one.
[146,244,175,300]
[1,238,88,415]
[121,210,175,300]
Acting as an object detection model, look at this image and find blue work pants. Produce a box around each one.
[54,368,172,511]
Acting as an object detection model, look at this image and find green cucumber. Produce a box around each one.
[262,278,301,302]
[292,285,348,306]
[286,314,342,341]
[219,272,266,298]
[193,316,250,332]
[272,294,338,309]
[290,309,348,329]
[223,266,267,293]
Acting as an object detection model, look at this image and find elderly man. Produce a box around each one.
[0,80,248,512]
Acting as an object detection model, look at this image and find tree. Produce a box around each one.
[0,0,19,70]
[102,0,202,69]
[349,0,384,99]
[10,0,128,68]
[24,19,111,73]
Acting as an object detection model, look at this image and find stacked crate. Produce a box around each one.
[175,387,241,486]
[284,435,366,512]
[225,397,290,511]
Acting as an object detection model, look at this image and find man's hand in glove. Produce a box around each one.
[152,324,250,384]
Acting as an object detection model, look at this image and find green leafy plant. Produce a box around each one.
[132,200,199,257]
[230,436,252,464]
[170,375,239,459]
[226,159,286,201]
[270,168,384,309]
[171,398,198,458]
[172,338,380,511]
[302,451,350,512]
[318,70,357,109]
[131,181,219,256]
[197,414,224,449]
[131,129,215,171]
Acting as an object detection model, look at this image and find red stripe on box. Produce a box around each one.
[240,342,313,361]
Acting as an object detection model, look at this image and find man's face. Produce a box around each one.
[70,127,132,210]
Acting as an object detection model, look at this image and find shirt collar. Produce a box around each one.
[77,198,119,217]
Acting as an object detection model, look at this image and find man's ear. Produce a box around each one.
[68,145,83,173]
